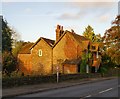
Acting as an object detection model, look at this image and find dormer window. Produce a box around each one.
[92,46,96,50]
[38,49,42,56]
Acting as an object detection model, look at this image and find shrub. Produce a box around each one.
[2,51,17,76]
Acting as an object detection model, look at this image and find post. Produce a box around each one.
[95,67,97,73]
[86,50,89,73]
[86,64,89,73]
[56,66,59,83]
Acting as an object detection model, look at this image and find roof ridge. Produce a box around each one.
[41,37,55,42]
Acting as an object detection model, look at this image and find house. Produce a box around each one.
[53,26,90,74]
[18,42,34,75]
[30,37,54,75]
[18,25,101,75]
[18,38,55,75]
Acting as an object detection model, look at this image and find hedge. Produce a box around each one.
[3,70,118,89]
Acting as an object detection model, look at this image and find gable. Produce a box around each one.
[53,30,90,51]
[30,37,55,50]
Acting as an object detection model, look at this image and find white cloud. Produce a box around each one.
[57,12,80,20]
[97,13,110,23]
[57,2,116,20]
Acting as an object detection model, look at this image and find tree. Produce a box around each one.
[2,51,17,76]
[83,25,102,42]
[2,17,18,75]
[12,40,25,57]
[80,50,92,73]
[2,18,13,52]
[102,15,120,66]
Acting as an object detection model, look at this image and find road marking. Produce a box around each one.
[85,95,91,97]
[99,88,113,94]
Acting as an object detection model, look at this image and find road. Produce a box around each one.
[18,78,119,98]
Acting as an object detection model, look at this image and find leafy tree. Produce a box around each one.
[2,52,17,76]
[2,17,19,75]
[102,15,120,66]
[83,25,101,42]
[12,40,25,57]
[2,18,13,52]
[80,51,92,73]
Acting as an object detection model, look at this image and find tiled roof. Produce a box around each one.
[19,43,34,54]
[62,58,81,65]
[41,37,55,47]
[70,32,89,42]
[53,30,90,49]
[68,31,90,51]
[30,37,55,49]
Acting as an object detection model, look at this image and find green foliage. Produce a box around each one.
[2,73,102,88]
[12,40,25,57]
[102,15,120,66]
[99,53,115,76]
[80,59,87,73]
[2,18,19,75]
[83,25,102,42]
[2,52,17,76]
[80,52,92,73]
[2,18,13,52]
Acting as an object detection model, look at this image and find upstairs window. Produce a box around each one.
[38,49,42,56]
[92,46,96,50]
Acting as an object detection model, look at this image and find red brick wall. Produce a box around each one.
[18,54,32,75]
[53,33,82,73]
[64,34,77,59]
[31,39,53,75]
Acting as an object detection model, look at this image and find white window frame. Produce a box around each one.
[38,49,42,56]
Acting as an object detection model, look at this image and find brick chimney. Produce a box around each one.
[55,25,64,42]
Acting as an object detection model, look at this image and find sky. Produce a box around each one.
[1,0,119,42]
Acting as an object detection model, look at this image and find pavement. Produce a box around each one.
[2,76,116,98]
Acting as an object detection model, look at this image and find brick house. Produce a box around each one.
[18,25,101,75]
[18,37,54,75]
[18,43,33,74]
[53,27,90,74]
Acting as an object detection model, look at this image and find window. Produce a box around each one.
[38,49,42,56]
[92,46,96,50]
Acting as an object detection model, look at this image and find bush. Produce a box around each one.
[3,73,103,88]
[2,51,17,76]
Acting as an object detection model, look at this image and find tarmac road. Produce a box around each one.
[18,78,119,98]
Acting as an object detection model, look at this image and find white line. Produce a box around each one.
[85,95,92,97]
[99,88,113,94]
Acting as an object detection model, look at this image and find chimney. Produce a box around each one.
[55,25,64,42]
